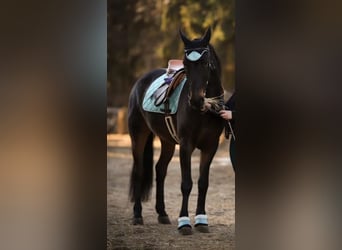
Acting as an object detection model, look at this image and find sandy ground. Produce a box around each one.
[107,134,235,249]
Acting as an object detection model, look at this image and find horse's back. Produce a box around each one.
[129,68,166,108]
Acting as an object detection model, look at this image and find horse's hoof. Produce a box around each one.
[178,226,193,235]
[132,217,144,225]
[195,224,210,233]
[158,215,171,224]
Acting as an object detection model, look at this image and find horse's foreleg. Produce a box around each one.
[178,143,194,235]
[155,140,175,224]
[195,147,218,233]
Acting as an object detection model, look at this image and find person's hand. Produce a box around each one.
[219,110,232,120]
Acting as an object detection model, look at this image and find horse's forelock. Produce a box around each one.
[184,38,208,50]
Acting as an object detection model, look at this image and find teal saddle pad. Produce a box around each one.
[142,73,186,114]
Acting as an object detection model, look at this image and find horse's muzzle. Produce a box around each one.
[189,97,205,111]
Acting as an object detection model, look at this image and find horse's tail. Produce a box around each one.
[129,132,154,202]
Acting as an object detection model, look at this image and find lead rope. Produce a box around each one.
[227,121,235,141]
[205,93,236,141]
[204,94,224,112]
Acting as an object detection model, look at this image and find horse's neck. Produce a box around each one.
[206,71,223,97]
[206,47,222,95]
[206,84,223,98]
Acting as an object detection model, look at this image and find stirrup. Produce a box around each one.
[153,84,168,106]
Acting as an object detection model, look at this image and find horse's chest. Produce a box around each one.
[180,117,220,139]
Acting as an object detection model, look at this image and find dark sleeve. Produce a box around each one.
[225,92,235,112]
[225,92,236,127]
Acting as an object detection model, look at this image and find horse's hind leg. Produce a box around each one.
[130,130,152,225]
[128,103,153,225]
[155,139,175,224]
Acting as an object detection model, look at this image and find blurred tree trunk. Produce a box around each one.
[116,107,128,134]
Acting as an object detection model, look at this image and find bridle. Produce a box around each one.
[185,46,211,100]
[184,46,224,114]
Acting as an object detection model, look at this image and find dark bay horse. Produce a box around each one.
[128,28,224,235]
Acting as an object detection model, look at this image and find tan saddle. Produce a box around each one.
[167,59,184,75]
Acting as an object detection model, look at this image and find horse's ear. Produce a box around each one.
[202,27,211,45]
[179,28,191,47]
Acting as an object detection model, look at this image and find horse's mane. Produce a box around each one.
[208,44,221,78]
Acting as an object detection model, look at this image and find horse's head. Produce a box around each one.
[180,28,212,111]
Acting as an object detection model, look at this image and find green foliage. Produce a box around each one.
[108,0,235,106]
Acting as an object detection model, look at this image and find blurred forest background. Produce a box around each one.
[107,0,235,132]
